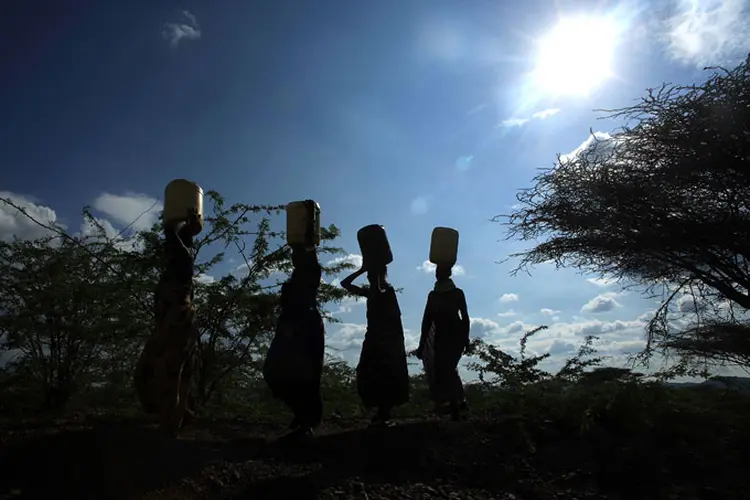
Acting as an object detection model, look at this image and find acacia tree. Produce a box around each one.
[466,326,552,389]
[465,326,604,389]
[501,55,750,371]
[0,233,150,410]
[0,191,356,411]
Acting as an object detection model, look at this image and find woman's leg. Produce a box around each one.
[434,345,464,420]
[299,324,325,431]
[371,405,392,426]
[285,390,314,438]
[449,375,463,421]
[288,340,324,435]
[433,348,452,407]
[296,384,323,430]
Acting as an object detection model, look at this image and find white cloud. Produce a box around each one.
[547,339,576,355]
[232,261,259,278]
[565,317,643,338]
[464,315,648,370]
[196,273,215,284]
[417,260,465,276]
[469,315,650,370]
[499,293,519,303]
[504,320,533,335]
[326,323,367,352]
[1,191,166,253]
[664,0,750,67]
[507,317,644,343]
[500,108,561,128]
[560,131,615,164]
[92,193,162,231]
[417,261,434,273]
[327,254,363,269]
[470,317,503,338]
[581,292,623,314]
[403,328,420,352]
[540,308,561,316]
[497,310,517,317]
[675,293,708,313]
[500,117,530,127]
[332,294,367,315]
[80,216,124,247]
[531,108,561,120]
[469,317,535,340]
[0,192,62,242]
[587,277,616,287]
[163,10,201,48]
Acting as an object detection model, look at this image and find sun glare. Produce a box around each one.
[532,16,619,97]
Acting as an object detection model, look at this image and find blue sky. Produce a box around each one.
[2,0,749,377]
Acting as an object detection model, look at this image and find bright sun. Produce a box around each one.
[532,16,619,97]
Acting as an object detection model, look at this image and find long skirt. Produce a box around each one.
[133,281,198,431]
[356,328,410,409]
[422,324,464,405]
[263,312,325,427]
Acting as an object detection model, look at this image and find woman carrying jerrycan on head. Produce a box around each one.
[134,179,203,436]
[416,227,471,422]
[263,201,326,440]
[341,224,410,427]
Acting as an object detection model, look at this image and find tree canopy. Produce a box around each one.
[502,54,750,371]
[0,190,357,411]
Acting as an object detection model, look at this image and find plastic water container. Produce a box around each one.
[357,224,393,270]
[429,226,459,267]
[286,200,321,246]
[163,179,204,235]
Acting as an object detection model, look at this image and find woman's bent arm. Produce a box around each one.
[458,289,471,347]
[417,295,432,356]
[340,268,369,297]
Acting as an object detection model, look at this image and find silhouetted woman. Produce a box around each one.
[134,212,200,436]
[416,264,470,421]
[263,246,325,438]
[341,266,409,426]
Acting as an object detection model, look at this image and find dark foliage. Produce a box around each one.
[500,54,750,371]
[0,190,358,414]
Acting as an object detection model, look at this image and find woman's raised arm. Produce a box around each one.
[340,268,369,297]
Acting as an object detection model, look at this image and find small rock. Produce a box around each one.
[350,481,366,493]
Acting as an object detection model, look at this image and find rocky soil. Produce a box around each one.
[0,411,745,500]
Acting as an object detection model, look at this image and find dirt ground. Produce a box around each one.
[0,412,744,500]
